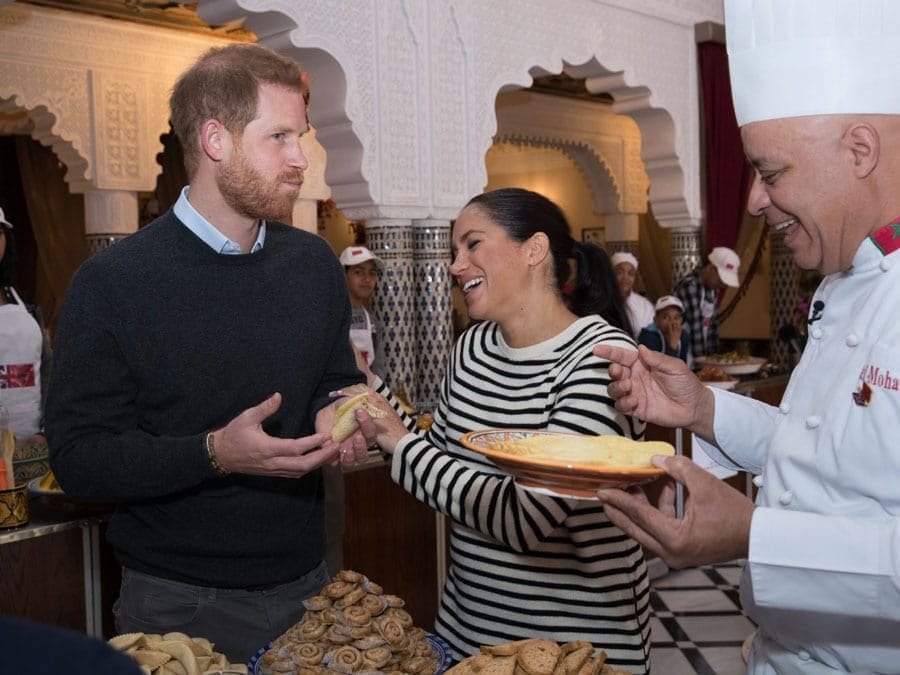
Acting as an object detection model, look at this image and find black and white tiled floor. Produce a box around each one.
[649,561,756,674]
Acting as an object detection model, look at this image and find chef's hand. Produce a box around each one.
[211,393,338,477]
[593,344,716,442]
[597,455,755,568]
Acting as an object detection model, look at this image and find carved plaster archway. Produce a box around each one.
[493,136,622,221]
[0,2,237,246]
[494,89,649,219]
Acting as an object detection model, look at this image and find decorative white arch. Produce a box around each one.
[197,0,722,227]
[494,90,649,218]
[0,2,233,196]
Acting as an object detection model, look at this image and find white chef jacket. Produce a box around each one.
[696,227,900,673]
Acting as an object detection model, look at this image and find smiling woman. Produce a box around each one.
[358,188,653,673]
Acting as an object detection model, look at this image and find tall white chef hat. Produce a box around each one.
[726,0,900,126]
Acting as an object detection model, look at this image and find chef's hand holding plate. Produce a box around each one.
[597,454,755,569]
[211,392,338,477]
[593,344,716,443]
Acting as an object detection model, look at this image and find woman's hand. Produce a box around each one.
[353,389,412,455]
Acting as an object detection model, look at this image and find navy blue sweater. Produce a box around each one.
[46,211,363,587]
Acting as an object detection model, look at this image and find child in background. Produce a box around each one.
[638,294,690,363]
[339,246,384,379]
[325,246,385,579]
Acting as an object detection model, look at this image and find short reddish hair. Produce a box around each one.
[170,43,307,178]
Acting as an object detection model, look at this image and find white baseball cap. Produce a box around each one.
[708,246,740,288]
[610,251,638,271]
[339,245,384,269]
[726,0,900,126]
[0,207,12,229]
[655,295,684,314]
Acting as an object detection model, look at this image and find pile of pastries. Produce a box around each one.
[108,630,247,674]
[258,569,439,675]
[447,639,628,675]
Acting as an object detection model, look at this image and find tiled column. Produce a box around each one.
[366,219,416,398]
[83,189,138,254]
[413,219,453,408]
[670,227,702,282]
[770,232,800,368]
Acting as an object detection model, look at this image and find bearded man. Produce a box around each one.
[46,44,369,663]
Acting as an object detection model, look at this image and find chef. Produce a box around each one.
[591,1,900,672]
[0,207,49,446]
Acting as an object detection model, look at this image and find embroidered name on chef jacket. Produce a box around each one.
[854,362,900,405]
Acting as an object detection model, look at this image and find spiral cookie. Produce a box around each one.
[382,594,405,608]
[335,586,367,609]
[348,624,373,640]
[292,643,326,667]
[299,618,327,641]
[328,646,364,674]
[304,595,332,611]
[353,635,386,651]
[324,625,354,645]
[321,607,342,625]
[375,616,405,647]
[361,594,387,616]
[343,605,372,627]
[323,581,355,599]
[364,579,384,595]
[386,608,414,629]
[362,646,392,669]
[337,569,365,584]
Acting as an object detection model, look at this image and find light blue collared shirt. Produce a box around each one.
[173,186,266,254]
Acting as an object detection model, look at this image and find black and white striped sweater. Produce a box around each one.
[381,315,651,673]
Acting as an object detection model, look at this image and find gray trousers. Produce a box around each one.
[113,561,329,666]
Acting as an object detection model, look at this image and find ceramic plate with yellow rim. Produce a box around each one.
[460,429,674,499]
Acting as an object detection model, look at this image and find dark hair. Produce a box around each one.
[170,43,307,178]
[0,226,15,287]
[463,187,630,332]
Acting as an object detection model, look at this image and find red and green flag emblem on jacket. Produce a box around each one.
[870,219,900,255]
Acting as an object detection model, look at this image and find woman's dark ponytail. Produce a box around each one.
[568,241,631,333]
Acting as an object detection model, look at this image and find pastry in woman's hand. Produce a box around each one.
[331,392,387,442]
